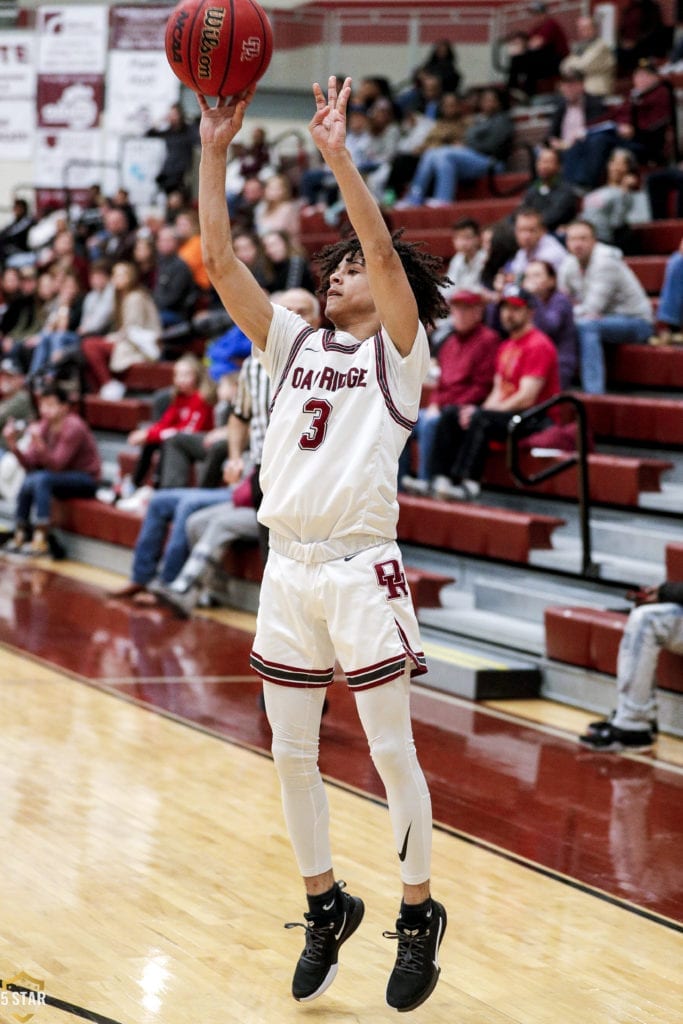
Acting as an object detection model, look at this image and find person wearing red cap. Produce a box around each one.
[428,284,560,500]
[400,289,500,493]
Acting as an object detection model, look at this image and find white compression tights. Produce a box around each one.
[263,670,433,885]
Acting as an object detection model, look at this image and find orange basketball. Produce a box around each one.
[165,0,273,98]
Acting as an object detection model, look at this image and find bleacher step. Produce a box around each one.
[420,605,546,656]
[471,577,631,624]
[420,629,541,701]
[529,540,662,586]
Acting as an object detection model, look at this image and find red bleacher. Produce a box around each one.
[581,394,683,447]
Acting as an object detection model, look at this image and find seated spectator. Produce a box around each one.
[2,269,56,373]
[522,259,578,388]
[558,219,653,392]
[158,371,238,490]
[646,161,683,219]
[402,90,511,206]
[579,577,682,752]
[613,59,675,167]
[147,102,199,196]
[253,173,302,247]
[560,15,616,97]
[86,207,135,265]
[27,270,83,380]
[479,218,519,295]
[2,384,100,556]
[261,230,316,294]
[81,260,161,399]
[77,259,114,341]
[153,224,198,327]
[119,353,215,510]
[649,237,683,345]
[0,360,34,442]
[175,209,212,294]
[505,2,569,99]
[546,70,612,191]
[506,207,569,282]
[0,198,34,262]
[132,233,157,290]
[418,40,462,96]
[356,97,402,201]
[517,148,579,233]
[428,284,561,500]
[382,107,439,203]
[228,175,266,233]
[395,71,444,120]
[231,230,274,291]
[616,0,667,76]
[581,148,651,248]
[299,105,371,210]
[441,218,487,303]
[1,266,27,334]
[400,289,500,492]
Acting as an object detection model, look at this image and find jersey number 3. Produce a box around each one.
[299,398,332,451]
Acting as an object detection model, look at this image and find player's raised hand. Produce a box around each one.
[197,85,256,148]
[309,76,352,159]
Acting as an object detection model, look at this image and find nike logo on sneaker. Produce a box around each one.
[322,899,335,911]
[398,823,412,862]
[334,911,347,940]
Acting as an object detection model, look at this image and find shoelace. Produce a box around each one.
[383,925,429,974]
[284,917,335,962]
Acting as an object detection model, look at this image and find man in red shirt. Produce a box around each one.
[429,284,560,500]
[400,289,499,493]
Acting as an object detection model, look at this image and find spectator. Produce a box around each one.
[479,218,519,294]
[231,230,273,291]
[299,106,371,210]
[558,219,653,393]
[401,90,510,205]
[119,353,215,509]
[546,70,611,191]
[132,233,157,290]
[2,269,56,373]
[1,266,28,335]
[253,173,302,246]
[614,59,675,166]
[41,228,89,291]
[522,259,577,388]
[81,260,161,399]
[77,260,114,341]
[0,360,34,441]
[400,289,500,492]
[581,148,651,249]
[359,97,402,201]
[261,230,316,293]
[86,207,135,265]
[2,384,100,556]
[147,102,199,195]
[441,218,487,302]
[175,209,212,294]
[649,237,683,345]
[645,161,683,219]
[505,2,569,99]
[27,270,83,380]
[0,198,34,261]
[418,40,461,96]
[153,224,198,327]
[428,284,560,500]
[518,147,579,232]
[506,207,569,281]
[560,15,616,97]
[579,578,682,751]
[228,175,266,232]
[616,0,667,75]
[395,71,444,120]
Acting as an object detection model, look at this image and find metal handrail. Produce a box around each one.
[506,392,598,578]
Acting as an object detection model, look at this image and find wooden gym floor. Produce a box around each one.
[0,556,681,1024]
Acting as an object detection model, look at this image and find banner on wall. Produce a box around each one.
[0,30,36,161]
[0,99,35,161]
[37,5,108,75]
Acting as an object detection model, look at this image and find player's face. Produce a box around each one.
[324,255,375,323]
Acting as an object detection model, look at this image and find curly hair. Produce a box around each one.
[313,229,450,329]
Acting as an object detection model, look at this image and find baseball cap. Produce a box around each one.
[500,284,534,307]
[450,289,485,306]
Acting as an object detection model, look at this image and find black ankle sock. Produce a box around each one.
[400,897,433,926]
[307,883,340,918]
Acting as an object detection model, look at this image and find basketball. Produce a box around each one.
[165,0,273,98]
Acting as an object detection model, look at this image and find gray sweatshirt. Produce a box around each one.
[558,241,652,322]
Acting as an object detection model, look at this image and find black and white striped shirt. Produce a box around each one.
[232,355,271,464]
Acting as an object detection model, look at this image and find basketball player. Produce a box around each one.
[197,76,448,1012]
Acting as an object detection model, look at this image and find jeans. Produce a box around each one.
[398,407,443,482]
[656,252,683,329]
[614,603,683,730]
[16,470,98,526]
[409,146,493,203]
[130,487,232,585]
[560,132,618,190]
[576,316,652,394]
[29,330,79,376]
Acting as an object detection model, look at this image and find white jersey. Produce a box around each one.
[254,303,430,561]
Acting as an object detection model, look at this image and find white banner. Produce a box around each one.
[35,128,105,190]
[37,5,109,75]
[106,51,179,136]
[0,30,36,99]
[0,99,36,161]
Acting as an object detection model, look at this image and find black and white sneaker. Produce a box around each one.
[586,711,658,737]
[384,899,447,1012]
[285,881,364,1002]
[579,721,655,752]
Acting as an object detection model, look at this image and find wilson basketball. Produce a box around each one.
[165,0,273,97]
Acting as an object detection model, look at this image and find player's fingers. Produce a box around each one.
[196,94,210,112]
[327,73,337,107]
[336,78,352,116]
[312,82,326,109]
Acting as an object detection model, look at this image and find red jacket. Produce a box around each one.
[432,324,500,408]
[145,391,214,443]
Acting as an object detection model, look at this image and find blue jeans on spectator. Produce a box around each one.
[398,407,442,483]
[576,315,652,394]
[16,470,98,526]
[408,146,493,204]
[130,487,232,586]
[656,252,683,329]
[29,330,79,376]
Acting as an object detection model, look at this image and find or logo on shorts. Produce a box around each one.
[374,559,408,600]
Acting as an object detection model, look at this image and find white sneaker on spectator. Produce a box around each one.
[99,380,126,401]
[117,485,154,514]
[433,476,480,502]
[401,475,430,497]
[95,487,117,505]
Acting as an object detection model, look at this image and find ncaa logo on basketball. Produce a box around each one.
[374,560,408,600]
[170,9,189,63]
[241,35,262,61]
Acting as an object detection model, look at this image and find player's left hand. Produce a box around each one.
[309,76,352,158]
[196,85,257,148]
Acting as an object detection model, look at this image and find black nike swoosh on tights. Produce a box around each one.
[398,823,412,863]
